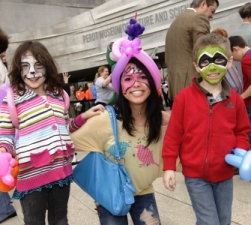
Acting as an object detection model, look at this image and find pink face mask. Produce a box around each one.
[121,65,149,94]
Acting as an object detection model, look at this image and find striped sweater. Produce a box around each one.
[0,88,83,192]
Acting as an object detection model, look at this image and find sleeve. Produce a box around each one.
[192,13,210,46]
[162,92,185,170]
[234,93,251,150]
[95,77,103,88]
[69,115,86,133]
[241,58,251,83]
[63,84,70,97]
[70,111,111,153]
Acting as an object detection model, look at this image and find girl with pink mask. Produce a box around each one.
[71,18,170,225]
[0,41,105,225]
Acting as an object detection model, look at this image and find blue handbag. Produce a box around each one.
[73,105,136,216]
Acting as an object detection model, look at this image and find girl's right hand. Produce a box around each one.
[163,170,176,191]
[81,104,105,120]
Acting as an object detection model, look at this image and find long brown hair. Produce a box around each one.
[9,41,63,95]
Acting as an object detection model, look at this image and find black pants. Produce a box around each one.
[20,184,70,225]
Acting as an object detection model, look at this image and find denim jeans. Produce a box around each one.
[246,105,251,146]
[185,177,233,225]
[0,192,16,222]
[96,193,161,225]
[20,184,70,225]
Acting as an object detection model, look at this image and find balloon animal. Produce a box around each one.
[0,152,17,186]
[225,148,251,181]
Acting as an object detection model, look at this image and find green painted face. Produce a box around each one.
[197,46,228,84]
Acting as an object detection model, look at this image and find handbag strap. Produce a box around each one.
[106,105,122,160]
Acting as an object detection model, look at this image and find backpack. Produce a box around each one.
[0,83,70,129]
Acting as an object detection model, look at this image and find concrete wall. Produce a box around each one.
[0,0,106,34]
[3,0,250,74]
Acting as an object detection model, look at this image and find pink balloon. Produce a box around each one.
[6,87,18,128]
[112,38,125,60]
[111,37,161,93]
[0,152,15,186]
[2,174,14,186]
[112,54,131,93]
[0,152,9,176]
[134,51,161,90]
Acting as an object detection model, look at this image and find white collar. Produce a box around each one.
[187,8,197,12]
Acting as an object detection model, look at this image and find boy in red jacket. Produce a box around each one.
[162,33,251,225]
[229,35,251,145]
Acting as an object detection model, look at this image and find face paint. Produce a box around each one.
[21,54,46,80]
[121,64,149,94]
[197,46,228,84]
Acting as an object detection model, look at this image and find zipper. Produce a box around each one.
[203,106,213,178]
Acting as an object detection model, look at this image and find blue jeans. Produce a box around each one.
[0,192,16,222]
[96,193,161,225]
[246,106,251,146]
[20,184,70,225]
[185,177,233,225]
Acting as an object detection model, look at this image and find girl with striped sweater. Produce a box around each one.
[0,41,104,225]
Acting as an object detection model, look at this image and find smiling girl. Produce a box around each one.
[0,41,104,225]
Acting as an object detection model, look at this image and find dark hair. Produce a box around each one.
[9,41,63,96]
[239,2,251,19]
[228,36,247,51]
[0,28,8,54]
[117,57,162,146]
[190,0,219,8]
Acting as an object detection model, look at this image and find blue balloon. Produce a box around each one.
[225,148,251,181]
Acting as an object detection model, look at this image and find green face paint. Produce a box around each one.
[197,46,228,84]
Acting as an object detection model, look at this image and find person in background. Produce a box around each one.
[76,85,85,101]
[211,28,243,94]
[230,2,251,83]
[91,74,98,100]
[231,2,251,47]
[162,33,251,225]
[0,40,105,225]
[229,35,251,146]
[94,66,113,106]
[0,27,17,224]
[69,85,77,118]
[165,0,219,102]
[161,74,170,108]
[85,82,93,100]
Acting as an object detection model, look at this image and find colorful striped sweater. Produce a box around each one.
[0,88,84,192]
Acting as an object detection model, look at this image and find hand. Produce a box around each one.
[63,72,71,84]
[81,104,105,120]
[163,170,176,191]
[0,147,7,153]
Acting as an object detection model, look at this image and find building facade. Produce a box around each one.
[0,0,248,82]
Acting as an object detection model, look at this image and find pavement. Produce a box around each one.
[2,149,251,225]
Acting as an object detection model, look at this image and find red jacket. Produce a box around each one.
[162,78,251,182]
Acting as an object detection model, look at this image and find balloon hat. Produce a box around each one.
[111,14,161,93]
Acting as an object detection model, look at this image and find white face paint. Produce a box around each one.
[21,54,46,80]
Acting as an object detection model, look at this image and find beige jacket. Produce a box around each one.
[165,9,210,100]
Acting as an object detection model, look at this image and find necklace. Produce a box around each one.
[138,111,141,115]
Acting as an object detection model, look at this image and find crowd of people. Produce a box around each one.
[0,0,251,225]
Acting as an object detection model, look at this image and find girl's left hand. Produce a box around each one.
[81,104,105,120]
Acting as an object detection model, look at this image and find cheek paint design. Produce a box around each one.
[121,73,149,94]
[121,65,149,93]
[21,55,46,80]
